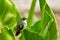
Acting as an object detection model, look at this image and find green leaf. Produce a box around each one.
[20,0,58,40]
[0,0,21,32]
[19,0,58,40]
[27,0,36,27]
[19,30,43,40]
[19,32,26,40]
[44,4,58,40]
[0,27,15,40]
[31,20,42,33]
[39,0,58,40]
[0,0,58,40]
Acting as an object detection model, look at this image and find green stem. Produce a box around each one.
[27,0,36,27]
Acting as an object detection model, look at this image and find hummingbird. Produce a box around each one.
[15,17,27,36]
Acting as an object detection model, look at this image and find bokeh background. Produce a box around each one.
[12,0,60,38]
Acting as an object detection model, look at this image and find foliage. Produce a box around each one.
[0,0,58,40]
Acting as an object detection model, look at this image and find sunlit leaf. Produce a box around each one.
[0,0,21,32]
[39,0,58,40]
[0,27,15,40]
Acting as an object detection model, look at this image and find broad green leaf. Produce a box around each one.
[19,30,43,40]
[39,0,58,40]
[45,4,58,40]
[31,20,42,33]
[19,0,58,40]
[27,0,36,27]
[0,27,15,40]
[0,0,21,32]
[0,0,21,40]
[43,31,50,40]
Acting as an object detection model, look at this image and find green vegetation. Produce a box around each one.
[0,0,58,40]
